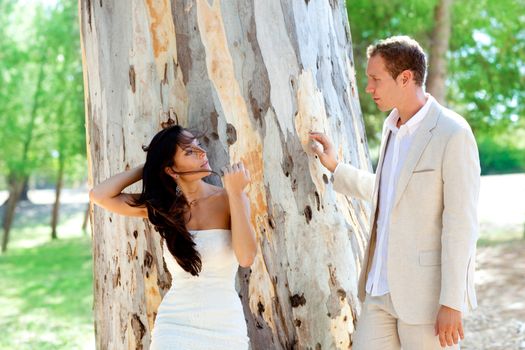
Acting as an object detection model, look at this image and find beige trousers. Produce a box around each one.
[352,293,459,350]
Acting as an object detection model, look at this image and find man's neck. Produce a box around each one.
[396,89,427,126]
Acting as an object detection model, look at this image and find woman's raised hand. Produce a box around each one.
[221,162,251,195]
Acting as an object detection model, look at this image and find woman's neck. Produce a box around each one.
[177,179,206,200]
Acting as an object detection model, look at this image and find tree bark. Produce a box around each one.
[427,0,452,104]
[79,1,371,349]
[1,173,24,252]
[51,155,65,239]
[18,177,30,202]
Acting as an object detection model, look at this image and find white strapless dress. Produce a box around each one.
[150,229,249,350]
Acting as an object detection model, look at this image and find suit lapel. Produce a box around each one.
[372,127,392,210]
[392,102,442,208]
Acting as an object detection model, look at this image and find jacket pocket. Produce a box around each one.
[413,168,435,174]
[419,249,441,266]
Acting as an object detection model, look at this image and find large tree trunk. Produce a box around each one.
[427,0,452,104]
[79,1,371,349]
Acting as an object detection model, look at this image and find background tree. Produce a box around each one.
[0,1,27,250]
[36,1,86,239]
[79,0,372,349]
[0,4,46,252]
[0,1,86,251]
[426,0,452,103]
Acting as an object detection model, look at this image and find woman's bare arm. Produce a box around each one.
[222,162,257,267]
[89,165,148,218]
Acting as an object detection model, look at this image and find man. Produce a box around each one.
[309,36,480,349]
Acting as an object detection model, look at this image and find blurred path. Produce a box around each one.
[463,241,525,349]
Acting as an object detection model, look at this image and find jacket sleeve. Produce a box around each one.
[332,163,375,202]
[439,126,480,311]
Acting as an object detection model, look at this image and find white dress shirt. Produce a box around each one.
[366,94,435,296]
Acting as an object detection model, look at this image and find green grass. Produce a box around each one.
[0,205,94,350]
[477,226,524,247]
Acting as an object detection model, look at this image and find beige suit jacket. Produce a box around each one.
[333,99,480,324]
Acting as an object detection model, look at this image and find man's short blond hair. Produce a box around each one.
[367,36,427,86]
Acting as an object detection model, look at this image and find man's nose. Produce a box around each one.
[365,83,373,94]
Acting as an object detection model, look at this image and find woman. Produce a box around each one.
[89,125,257,349]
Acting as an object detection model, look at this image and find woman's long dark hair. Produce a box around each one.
[131,125,209,276]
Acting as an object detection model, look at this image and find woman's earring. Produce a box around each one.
[175,186,182,196]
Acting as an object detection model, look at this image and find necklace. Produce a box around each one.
[186,189,221,207]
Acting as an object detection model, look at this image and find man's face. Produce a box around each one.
[365,54,403,112]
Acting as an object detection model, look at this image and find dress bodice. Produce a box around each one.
[162,229,238,285]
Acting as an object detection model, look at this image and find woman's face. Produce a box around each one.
[172,131,211,179]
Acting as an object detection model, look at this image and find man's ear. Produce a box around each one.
[400,70,412,86]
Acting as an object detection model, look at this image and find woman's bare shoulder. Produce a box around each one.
[206,184,230,210]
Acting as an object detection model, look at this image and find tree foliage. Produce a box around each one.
[0,0,85,189]
[347,0,525,152]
